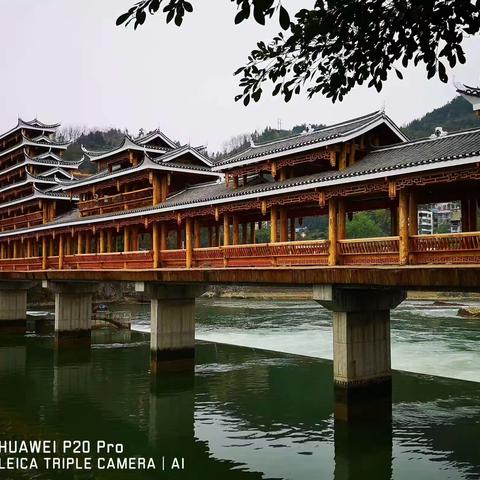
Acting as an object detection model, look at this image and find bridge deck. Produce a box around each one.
[1,265,480,291]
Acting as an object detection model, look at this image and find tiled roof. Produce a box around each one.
[160,127,480,208]
[213,111,408,169]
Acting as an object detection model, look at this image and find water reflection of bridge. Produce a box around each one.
[0,337,478,480]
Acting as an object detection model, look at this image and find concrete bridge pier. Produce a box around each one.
[43,281,98,349]
[314,285,406,422]
[136,283,205,373]
[0,281,36,334]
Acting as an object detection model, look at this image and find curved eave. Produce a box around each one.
[0,118,60,143]
[82,136,169,162]
[60,155,222,191]
[212,113,408,172]
[136,130,178,149]
[158,145,214,167]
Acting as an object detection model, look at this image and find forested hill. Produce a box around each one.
[402,96,479,139]
[61,95,479,171]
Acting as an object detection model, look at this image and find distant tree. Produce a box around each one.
[346,212,385,239]
[117,1,480,103]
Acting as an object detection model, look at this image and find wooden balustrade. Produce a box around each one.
[0,211,43,231]
[411,232,480,264]
[1,233,480,271]
[79,188,153,216]
[339,236,400,265]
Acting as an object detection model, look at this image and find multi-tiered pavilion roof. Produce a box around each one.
[0,118,79,231]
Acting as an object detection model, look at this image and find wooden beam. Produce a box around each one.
[270,206,278,243]
[223,214,230,246]
[328,198,338,266]
[124,227,130,253]
[186,217,193,269]
[152,173,162,205]
[99,231,106,254]
[399,189,409,265]
[42,237,47,270]
[59,235,64,269]
[153,222,160,268]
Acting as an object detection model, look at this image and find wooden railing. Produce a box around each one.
[0,211,43,231]
[411,232,480,264]
[339,237,400,265]
[0,233,480,271]
[0,257,42,271]
[63,251,153,270]
[79,188,153,216]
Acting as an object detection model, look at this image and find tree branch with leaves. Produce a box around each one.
[117,0,480,104]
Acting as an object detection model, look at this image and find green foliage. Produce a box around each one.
[118,0,480,103]
[402,96,480,139]
[346,212,387,239]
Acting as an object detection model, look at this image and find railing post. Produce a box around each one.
[42,237,48,270]
[328,198,338,266]
[270,206,278,243]
[58,235,64,270]
[399,189,410,265]
[223,214,230,246]
[186,217,193,269]
[152,222,160,269]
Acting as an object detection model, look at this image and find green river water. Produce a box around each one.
[0,298,478,479]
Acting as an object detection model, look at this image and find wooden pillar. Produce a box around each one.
[249,222,255,244]
[59,235,64,269]
[85,232,92,254]
[328,198,338,266]
[186,217,193,269]
[223,214,230,246]
[270,207,278,243]
[107,230,114,253]
[49,238,55,257]
[241,223,247,244]
[279,207,288,242]
[399,189,409,265]
[26,239,32,258]
[152,173,162,205]
[160,222,167,251]
[13,241,18,259]
[124,227,130,252]
[77,232,83,255]
[337,199,346,240]
[153,222,160,268]
[408,191,418,236]
[232,215,240,245]
[42,237,47,270]
[290,217,296,242]
[98,231,105,254]
[339,144,348,171]
[0,242,5,259]
[194,219,201,249]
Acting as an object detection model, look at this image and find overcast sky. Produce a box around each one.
[1,0,479,151]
